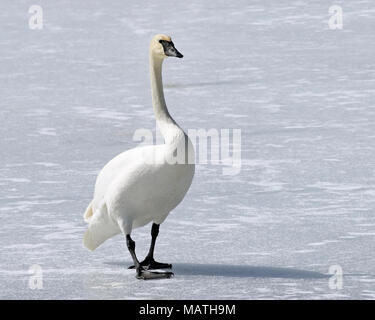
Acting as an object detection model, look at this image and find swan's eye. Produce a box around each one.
[159,40,171,46]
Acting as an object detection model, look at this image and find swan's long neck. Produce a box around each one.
[149,54,182,144]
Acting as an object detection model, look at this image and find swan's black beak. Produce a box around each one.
[174,49,183,58]
[160,40,183,58]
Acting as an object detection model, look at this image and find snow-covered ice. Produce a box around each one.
[1,0,375,299]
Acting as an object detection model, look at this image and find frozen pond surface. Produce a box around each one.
[1,0,375,299]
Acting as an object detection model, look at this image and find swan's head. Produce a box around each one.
[150,34,183,59]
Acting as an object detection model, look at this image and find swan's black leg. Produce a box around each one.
[128,223,172,270]
[126,235,142,277]
[126,234,173,280]
[143,223,173,270]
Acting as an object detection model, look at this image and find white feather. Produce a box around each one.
[83,35,195,250]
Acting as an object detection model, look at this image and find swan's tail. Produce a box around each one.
[83,202,120,251]
[83,201,93,223]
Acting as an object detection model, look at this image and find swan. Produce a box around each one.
[83,34,195,280]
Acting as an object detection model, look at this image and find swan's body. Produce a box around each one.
[83,35,194,279]
[84,141,194,249]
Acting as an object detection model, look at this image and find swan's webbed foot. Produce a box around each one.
[129,257,172,270]
[136,267,174,280]
[147,260,172,270]
[125,233,173,280]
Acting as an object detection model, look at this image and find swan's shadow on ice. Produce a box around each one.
[173,263,327,279]
[106,261,327,279]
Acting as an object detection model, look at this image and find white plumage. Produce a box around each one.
[83,35,195,258]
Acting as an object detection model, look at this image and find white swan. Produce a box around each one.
[83,34,195,280]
